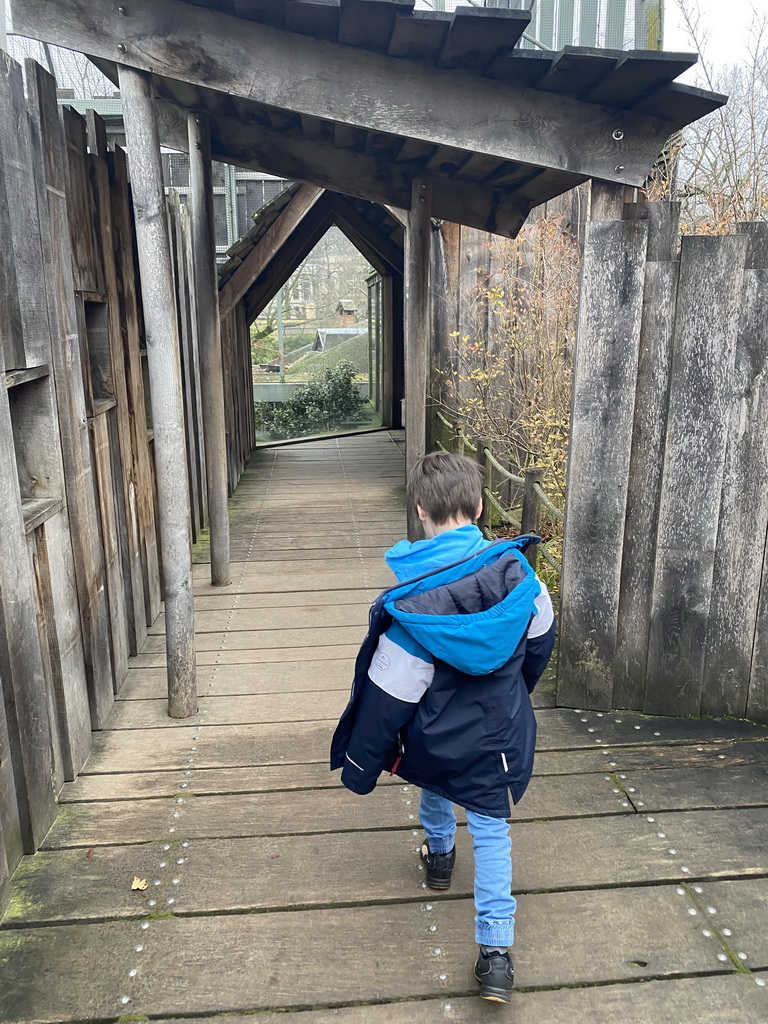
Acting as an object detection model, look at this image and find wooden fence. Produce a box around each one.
[0,54,253,914]
[559,203,768,724]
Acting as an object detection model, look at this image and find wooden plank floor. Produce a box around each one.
[2,431,768,1023]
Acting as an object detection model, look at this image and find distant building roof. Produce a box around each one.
[312,328,366,352]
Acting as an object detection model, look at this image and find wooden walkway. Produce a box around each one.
[1,431,768,1022]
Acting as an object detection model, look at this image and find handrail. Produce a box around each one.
[483,446,524,486]
[433,406,565,578]
[483,487,522,530]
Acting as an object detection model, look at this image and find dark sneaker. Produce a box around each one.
[474,948,514,1003]
[420,841,456,890]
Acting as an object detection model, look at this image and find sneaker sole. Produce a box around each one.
[426,877,452,890]
[474,970,513,1002]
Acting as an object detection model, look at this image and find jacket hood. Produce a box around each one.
[382,532,541,676]
[385,524,487,582]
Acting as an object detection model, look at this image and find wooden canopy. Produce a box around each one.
[218,183,404,322]
[12,0,725,237]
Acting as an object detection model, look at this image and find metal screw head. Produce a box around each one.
[117,43,127,53]
[612,128,625,141]
[615,164,625,173]
[118,6,127,14]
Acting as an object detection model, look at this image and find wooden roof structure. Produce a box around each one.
[12,0,725,237]
[217,183,404,322]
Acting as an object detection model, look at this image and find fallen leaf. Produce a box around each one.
[131,877,149,891]
[85,848,95,859]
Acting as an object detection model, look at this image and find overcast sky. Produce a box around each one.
[665,0,759,69]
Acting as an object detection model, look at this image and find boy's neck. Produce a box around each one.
[420,515,474,540]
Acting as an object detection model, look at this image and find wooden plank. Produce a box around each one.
[387,10,450,61]
[0,54,48,368]
[13,0,692,187]
[32,514,92,780]
[622,764,768,813]
[61,107,104,295]
[0,887,730,1022]
[14,808,768,924]
[585,50,699,108]
[119,657,357,698]
[149,603,369,634]
[339,0,414,54]
[107,143,162,626]
[59,738,768,800]
[129,645,361,670]
[284,0,340,41]
[0,116,25,371]
[557,221,648,710]
[614,205,680,709]
[108,689,348,729]
[25,62,116,730]
[537,47,620,99]
[40,776,632,849]
[702,226,768,717]
[147,977,768,1024]
[438,8,530,74]
[690,877,768,966]
[0,675,23,918]
[645,235,748,716]
[0,335,57,853]
[85,113,150,656]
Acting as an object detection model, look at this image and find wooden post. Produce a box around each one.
[478,439,493,535]
[590,180,627,221]
[188,113,232,587]
[405,177,431,540]
[381,273,394,428]
[521,466,543,569]
[118,66,197,718]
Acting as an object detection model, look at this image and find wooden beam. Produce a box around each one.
[188,114,232,587]
[118,65,197,719]
[13,0,681,187]
[324,193,404,274]
[219,184,324,318]
[404,178,431,542]
[590,179,628,220]
[243,202,337,324]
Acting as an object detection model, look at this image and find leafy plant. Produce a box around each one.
[259,360,366,439]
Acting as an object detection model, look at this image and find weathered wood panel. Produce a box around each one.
[25,62,116,730]
[86,113,150,655]
[614,203,680,709]
[61,107,103,296]
[0,55,48,369]
[89,410,130,688]
[558,220,648,710]
[644,235,748,716]
[702,225,768,717]
[107,143,162,627]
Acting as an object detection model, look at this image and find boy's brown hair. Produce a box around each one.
[407,451,483,525]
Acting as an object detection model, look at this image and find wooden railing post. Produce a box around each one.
[478,440,493,535]
[521,466,544,569]
[119,65,197,719]
[188,112,231,587]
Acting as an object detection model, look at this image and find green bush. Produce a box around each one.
[260,360,365,440]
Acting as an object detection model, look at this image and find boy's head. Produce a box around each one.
[407,452,483,533]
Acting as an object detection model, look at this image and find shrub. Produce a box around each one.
[260,360,365,440]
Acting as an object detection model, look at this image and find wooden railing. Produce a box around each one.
[434,410,563,575]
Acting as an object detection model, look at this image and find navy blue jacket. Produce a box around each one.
[330,530,556,817]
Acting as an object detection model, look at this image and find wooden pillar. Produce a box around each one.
[404,178,432,540]
[590,179,627,221]
[188,113,232,587]
[381,273,394,428]
[118,66,197,718]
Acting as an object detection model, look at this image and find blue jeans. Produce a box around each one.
[419,788,515,948]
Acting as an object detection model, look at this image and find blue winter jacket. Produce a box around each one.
[330,525,556,817]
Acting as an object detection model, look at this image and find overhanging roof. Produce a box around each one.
[12,0,727,236]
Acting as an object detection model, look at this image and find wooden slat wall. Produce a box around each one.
[558,205,768,724]
[0,53,255,908]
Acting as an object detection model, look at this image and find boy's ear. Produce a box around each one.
[416,503,428,523]
[475,500,483,520]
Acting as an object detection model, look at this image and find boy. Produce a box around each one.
[330,451,555,1003]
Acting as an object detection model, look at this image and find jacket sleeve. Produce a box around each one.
[521,578,556,694]
[340,622,434,795]
[521,619,556,694]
